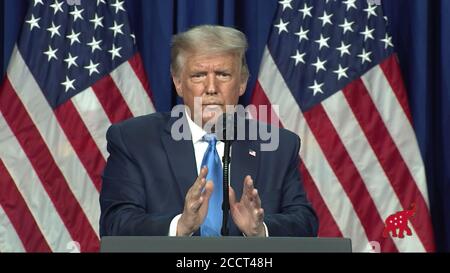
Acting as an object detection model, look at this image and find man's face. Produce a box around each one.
[172,52,247,127]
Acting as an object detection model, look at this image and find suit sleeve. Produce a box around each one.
[99,124,176,237]
[264,134,319,237]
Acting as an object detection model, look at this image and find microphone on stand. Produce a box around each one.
[218,112,236,236]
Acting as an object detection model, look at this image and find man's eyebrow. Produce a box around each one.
[190,67,232,73]
[214,68,232,72]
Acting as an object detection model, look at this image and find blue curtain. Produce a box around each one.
[1,0,449,251]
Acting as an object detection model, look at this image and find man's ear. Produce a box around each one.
[238,78,248,96]
[172,74,183,98]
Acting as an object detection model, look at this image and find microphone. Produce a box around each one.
[218,112,236,236]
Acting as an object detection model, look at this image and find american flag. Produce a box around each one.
[251,0,435,252]
[0,0,155,252]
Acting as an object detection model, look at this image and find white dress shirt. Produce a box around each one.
[168,109,268,236]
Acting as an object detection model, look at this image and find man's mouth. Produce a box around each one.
[202,104,223,119]
[202,104,223,110]
[202,102,223,106]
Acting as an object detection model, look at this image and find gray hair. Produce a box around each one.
[171,25,249,81]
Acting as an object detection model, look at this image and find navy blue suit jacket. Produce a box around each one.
[100,112,318,237]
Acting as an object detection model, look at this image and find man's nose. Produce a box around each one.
[205,73,218,95]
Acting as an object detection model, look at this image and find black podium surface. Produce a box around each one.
[100,236,352,252]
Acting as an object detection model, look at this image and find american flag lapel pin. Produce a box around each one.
[249,149,256,157]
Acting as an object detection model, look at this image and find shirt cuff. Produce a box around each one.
[169,214,194,236]
[169,214,182,236]
[243,222,269,237]
[263,222,269,237]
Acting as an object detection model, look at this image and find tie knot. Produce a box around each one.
[202,133,217,145]
[203,133,217,143]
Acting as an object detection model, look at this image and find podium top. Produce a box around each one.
[100,236,352,253]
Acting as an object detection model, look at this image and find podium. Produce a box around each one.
[100,236,352,252]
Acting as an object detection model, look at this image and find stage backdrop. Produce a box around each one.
[0,0,448,252]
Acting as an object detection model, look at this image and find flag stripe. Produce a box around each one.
[299,163,343,237]
[91,75,134,123]
[0,205,26,252]
[128,53,152,94]
[343,78,434,251]
[54,100,105,192]
[303,102,399,252]
[255,48,370,251]
[0,159,51,252]
[0,77,99,251]
[361,62,429,205]
[322,90,425,252]
[0,112,75,252]
[378,55,413,124]
[71,88,110,160]
[7,47,101,239]
[111,62,154,116]
[293,107,370,252]
[250,81,282,126]
[127,53,156,108]
[251,81,341,238]
[110,59,155,117]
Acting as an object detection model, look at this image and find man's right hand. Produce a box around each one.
[177,166,213,236]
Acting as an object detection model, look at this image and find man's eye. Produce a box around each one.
[190,74,205,83]
[217,73,230,78]
[191,73,205,78]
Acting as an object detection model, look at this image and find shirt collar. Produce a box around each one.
[185,107,206,144]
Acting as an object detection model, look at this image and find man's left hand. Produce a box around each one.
[229,175,266,237]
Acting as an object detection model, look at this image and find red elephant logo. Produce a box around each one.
[383,204,416,238]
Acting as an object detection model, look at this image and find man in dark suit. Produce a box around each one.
[100,25,318,237]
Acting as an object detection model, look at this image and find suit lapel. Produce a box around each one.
[161,115,197,200]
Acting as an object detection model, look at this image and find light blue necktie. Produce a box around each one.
[200,133,223,236]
